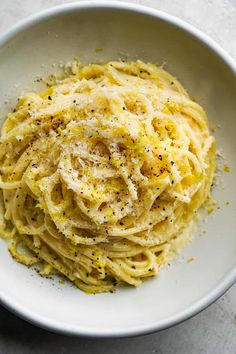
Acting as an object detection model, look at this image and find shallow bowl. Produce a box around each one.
[0,1,235,337]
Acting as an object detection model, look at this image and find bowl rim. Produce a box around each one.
[0,0,236,338]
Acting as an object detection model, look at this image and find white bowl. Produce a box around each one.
[0,1,235,338]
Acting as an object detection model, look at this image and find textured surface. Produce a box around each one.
[0,0,236,353]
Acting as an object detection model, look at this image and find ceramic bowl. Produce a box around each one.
[0,1,235,337]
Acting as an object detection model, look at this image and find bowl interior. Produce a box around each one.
[0,4,235,336]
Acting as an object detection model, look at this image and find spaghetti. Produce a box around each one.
[0,60,215,293]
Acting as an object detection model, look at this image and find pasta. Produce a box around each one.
[0,60,215,293]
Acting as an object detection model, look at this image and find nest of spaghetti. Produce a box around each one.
[0,60,215,293]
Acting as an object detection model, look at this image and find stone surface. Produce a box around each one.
[0,1,235,353]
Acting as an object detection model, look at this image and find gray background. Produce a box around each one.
[0,1,236,353]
